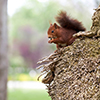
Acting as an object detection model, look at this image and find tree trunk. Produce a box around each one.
[37,5,100,100]
[0,0,8,100]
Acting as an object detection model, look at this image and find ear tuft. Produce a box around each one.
[49,21,52,26]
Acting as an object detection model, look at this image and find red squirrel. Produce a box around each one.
[47,11,86,49]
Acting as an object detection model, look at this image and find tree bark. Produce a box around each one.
[0,0,8,100]
[37,5,100,100]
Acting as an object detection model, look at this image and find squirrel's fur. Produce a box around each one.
[47,11,86,49]
[56,11,86,32]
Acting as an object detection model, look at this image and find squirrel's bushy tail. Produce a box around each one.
[56,11,86,32]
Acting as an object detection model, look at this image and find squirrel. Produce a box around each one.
[47,11,86,49]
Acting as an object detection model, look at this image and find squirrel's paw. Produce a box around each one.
[48,40,53,43]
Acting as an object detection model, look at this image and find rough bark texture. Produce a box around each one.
[37,5,100,100]
[0,0,8,100]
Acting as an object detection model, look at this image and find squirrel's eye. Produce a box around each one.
[51,30,54,33]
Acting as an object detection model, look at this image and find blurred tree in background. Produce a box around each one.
[8,0,96,80]
[0,0,8,100]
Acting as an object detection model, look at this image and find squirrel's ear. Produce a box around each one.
[49,21,52,26]
[54,23,60,29]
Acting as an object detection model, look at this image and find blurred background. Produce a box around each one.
[7,0,100,100]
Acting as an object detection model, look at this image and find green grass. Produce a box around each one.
[8,88,51,100]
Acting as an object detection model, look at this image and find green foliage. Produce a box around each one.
[10,0,61,37]
[8,89,51,100]
[9,56,25,68]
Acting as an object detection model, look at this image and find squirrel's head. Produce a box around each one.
[47,23,60,40]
